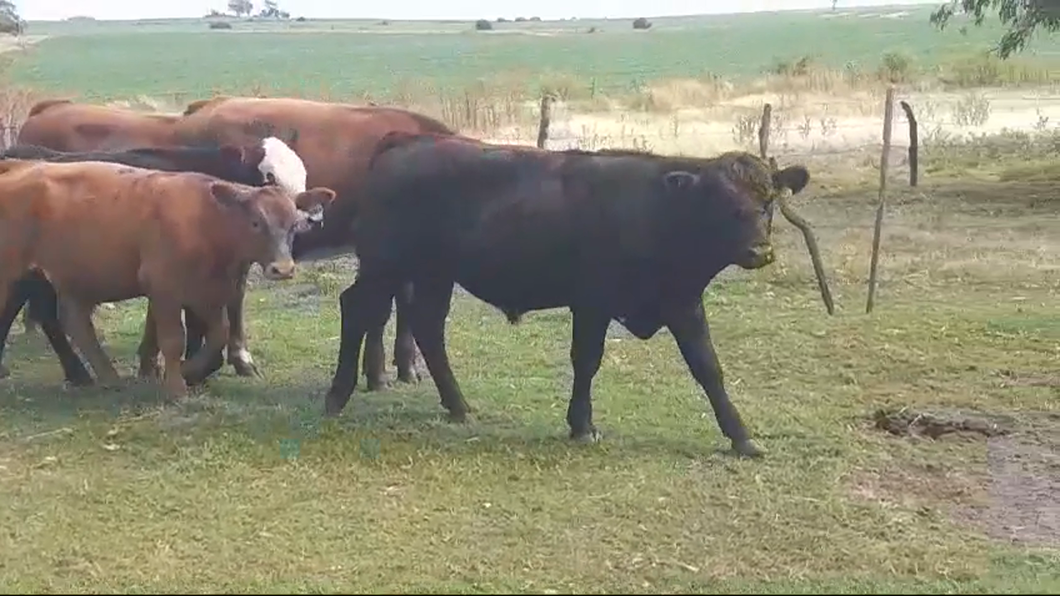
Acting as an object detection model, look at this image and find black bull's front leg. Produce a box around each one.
[566,302,761,457]
[665,301,763,458]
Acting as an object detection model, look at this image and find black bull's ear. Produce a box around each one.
[772,166,810,196]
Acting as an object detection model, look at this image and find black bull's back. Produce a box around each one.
[323,133,816,459]
[354,135,809,337]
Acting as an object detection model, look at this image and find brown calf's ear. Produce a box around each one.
[772,166,810,196]
[662,171,700,192]
[295,187,336,224]
[295,187,336,211]
[209,182,247,209]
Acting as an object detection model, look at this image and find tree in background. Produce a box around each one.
[259,0,291,19]
[0,1,24,35]
[931,0,1059,58]
[227,0,254,18]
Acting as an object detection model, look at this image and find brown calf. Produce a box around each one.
[0,159,335,398]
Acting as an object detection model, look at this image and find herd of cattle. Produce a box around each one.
[0,95,819,458]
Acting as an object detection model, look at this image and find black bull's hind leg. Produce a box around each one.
[566,307,611,443]
[324,276,400,415]
[665,300,762,458]
[361,283,422,390]
[325,275,467,420]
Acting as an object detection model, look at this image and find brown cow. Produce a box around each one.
[15,98,304,377]
[169,95,457,390]
[17,99,184,152]
[0,159,335,397]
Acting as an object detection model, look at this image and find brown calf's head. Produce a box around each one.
[209,182,337,280]
[661,152,810,271]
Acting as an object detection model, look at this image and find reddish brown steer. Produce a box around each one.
[0,159,335,398]
[174,96,457,390]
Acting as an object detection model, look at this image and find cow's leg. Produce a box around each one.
[181,305,227,386]
[21,307,38,336]
[666,301,762,458]
[363,320,388,391]
[224,266,259,378]
[149,297,189,400]
[566,307,611,443]
[324,276,399,416]
[183,308,206,361]
[406,277,470,421]
[58,296,121,385]
[393,282,423,384]
[0,283,26,379]
[137,307,162,379]
[23,276,93,386]
[138,307,199,378]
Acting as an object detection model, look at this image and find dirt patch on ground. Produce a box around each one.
[968,432,1060,546]
[864,407,1060,547]
[873,406,1014,440]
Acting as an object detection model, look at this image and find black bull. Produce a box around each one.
[321,132,818,458]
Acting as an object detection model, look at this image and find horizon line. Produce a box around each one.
[24,2,941,24]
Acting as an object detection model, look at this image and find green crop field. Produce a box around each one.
[1,5,1060,594]
[11,5,1060,104]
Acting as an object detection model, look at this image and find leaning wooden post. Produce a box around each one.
[536,94,553,149]
[866,87,896,314]
[758,103,772,158]
[899,100,918,187]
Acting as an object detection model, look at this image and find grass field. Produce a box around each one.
[1,5,1059,593]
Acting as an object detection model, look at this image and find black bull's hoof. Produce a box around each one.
[731,439,765,458]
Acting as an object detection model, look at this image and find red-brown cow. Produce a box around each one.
[0,159,335,398]
[17,99,185,151]
[14,98,307,378]
[169,95,458,390]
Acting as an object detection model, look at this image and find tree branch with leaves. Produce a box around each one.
[930,0,1059,58]
[0,1,23,35]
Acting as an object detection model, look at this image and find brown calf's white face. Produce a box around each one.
[209,183,336,280]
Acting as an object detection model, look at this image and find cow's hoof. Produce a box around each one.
[395,367,423,385]
[230,359,260,378]
[364,375,390,392]
[0,364,8,379]
[731,439,764,459]
[446,408,469,424]
[570,427,601,444]
[324,392,347,418]
[228,350,261,378]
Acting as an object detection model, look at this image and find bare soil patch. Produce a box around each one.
[873,407,1014,440]
[869,407,1060,548]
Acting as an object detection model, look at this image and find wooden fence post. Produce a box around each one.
[536,94,553,149]
[866,87,896,314]
[758,103,772,158]
[899,100,918,187]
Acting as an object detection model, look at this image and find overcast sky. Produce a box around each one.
[24,0,937,22]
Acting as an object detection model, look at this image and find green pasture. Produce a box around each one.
[1,164,1058,591]
[13,5,1060,102]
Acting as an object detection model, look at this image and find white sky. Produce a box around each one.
[23,0,938,23]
